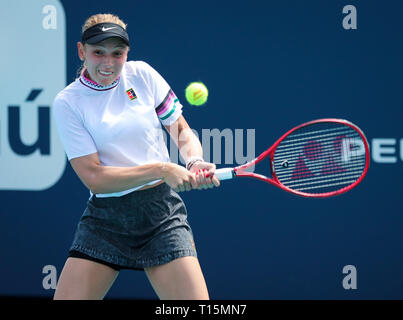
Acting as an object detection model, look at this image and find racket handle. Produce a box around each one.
[214,168,235,181]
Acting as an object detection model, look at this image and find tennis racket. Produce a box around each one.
[214,119,369,198]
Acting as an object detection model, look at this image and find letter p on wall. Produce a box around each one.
[0,0,66,191]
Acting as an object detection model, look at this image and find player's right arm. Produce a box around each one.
[53,97,197,194]
[70,152,197,194]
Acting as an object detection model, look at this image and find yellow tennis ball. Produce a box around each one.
[185,82,208,106]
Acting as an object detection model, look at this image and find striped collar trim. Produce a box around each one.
[79,69,120,91]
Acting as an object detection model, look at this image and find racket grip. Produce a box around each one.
[214,168,235,181]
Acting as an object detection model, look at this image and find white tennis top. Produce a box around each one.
[53,60,183,197]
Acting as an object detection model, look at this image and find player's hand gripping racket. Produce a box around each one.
[215,119,369,198]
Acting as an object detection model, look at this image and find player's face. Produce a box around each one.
[78,38,129,86]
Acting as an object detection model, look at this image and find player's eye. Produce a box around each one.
[93,50,103,56]
[113,51,123,57]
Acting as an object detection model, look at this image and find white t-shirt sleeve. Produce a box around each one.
[53,96,98,160]
[137,61,183,126]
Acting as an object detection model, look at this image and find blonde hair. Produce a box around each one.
[82,13,127,33]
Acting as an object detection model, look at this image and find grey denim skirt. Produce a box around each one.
[68,183,197,271]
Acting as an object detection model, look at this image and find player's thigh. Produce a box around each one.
[145,256,209,300]
[54,257,119,300]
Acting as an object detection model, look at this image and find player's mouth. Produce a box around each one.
[98,70,113,77]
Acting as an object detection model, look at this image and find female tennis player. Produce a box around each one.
[52,13,219,300]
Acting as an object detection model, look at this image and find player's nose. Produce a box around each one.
[101,54,114,66]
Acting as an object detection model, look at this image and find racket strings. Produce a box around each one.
[273,122,367,194]
[278,125,352,139]
[292,179,359,192]
[280,164,364,181]
[284,171,363,186]
[276,151,365,175]
[274,138,360,161]
[276,129,354,149]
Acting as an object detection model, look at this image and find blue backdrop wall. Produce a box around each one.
[1,0,402,299]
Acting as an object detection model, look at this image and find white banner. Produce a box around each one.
[0,0,66,191]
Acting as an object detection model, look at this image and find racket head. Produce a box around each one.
[268,119,370,197]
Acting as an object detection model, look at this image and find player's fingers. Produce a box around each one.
[205,170,216,189]
[189,174,198,189]
[184,181,192,192]
[202,176,213,189]
[207,177,215,189]
[207,163,216,177]
[212,176,220,187]
[178,184,185,193]
[201,170,210,189]
[203,173,213,189]
[197,170,208,190]
[196,171,203,190]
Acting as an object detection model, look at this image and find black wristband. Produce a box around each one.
[186,158,203,171]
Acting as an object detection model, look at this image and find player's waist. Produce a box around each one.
[136,180,164,191]
[91,179,163,198]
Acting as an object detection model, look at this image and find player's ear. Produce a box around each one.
[77,42,85,61]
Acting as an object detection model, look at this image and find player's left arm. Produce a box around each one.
[164,115,220,189]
